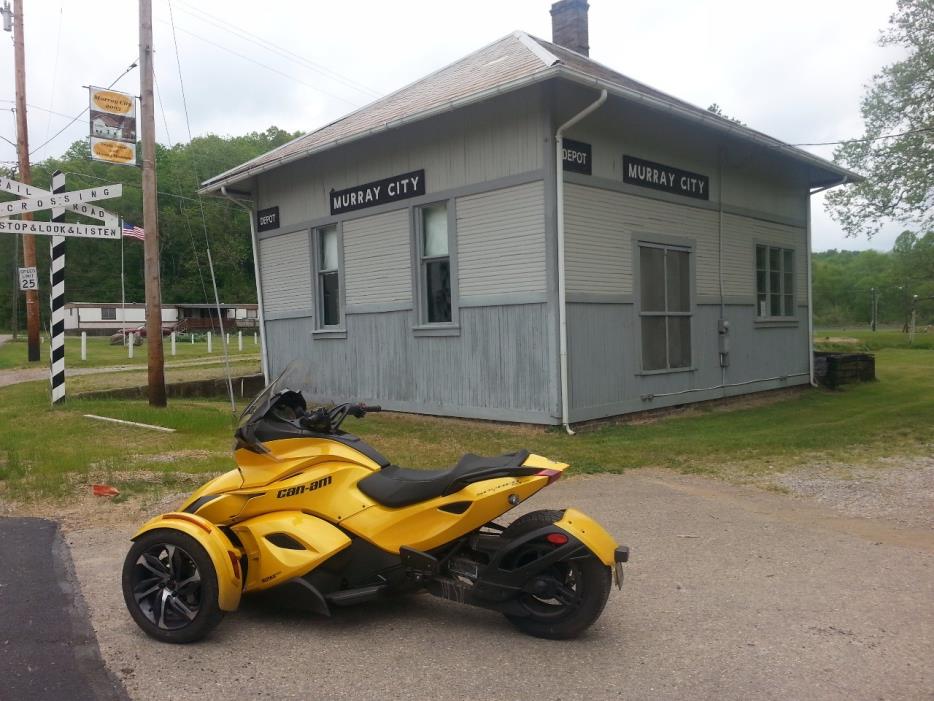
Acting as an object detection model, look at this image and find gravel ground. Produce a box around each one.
[770,456,934,530]
[64,469,934,701]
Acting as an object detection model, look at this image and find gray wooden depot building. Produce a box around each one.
[202,1,857,427]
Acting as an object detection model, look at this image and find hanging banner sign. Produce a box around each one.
[18,267,38,290]
[0,219,119,240]
[330,169,425,215]
[562,138,592,175]
[0,184,122,217]
[257,206,279,232]
[623,155,709,200]
[89,86,138,166]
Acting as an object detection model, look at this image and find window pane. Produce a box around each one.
[425,259,451,323]
[319,227,338,271]
[783,294,794,317]
[783,249,793,275]
[666,250,690,312]
[784,272,793,297]
[321,272,340,326]
[769,247,781,273]
[770,293,781,317]
[770,271,781,296]
[641,316,667,371]
[756,245,766,270]
[757,294,768,317]
[756,270,767,296]
[668,316,691,368]
[640,247,666,311]
[422,205,448,257]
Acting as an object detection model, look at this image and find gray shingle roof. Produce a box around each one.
[200,31,856,193]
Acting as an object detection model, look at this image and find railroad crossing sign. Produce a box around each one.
[0,175,120,238]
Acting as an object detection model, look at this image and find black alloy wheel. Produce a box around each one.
[500,510,612,639]
[122,529,224,643]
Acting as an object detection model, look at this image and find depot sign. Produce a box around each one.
[330,170,426,215]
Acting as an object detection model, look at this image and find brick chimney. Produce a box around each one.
[550,0,590,56]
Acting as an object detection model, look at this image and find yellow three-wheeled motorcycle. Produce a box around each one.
[122,373,628,643]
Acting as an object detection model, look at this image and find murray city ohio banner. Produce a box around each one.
[89,87,137,166]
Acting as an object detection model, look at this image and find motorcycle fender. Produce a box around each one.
[555,508,618,567]
[231,511,352,593]
[132,513,243,612]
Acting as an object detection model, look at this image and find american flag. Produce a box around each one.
[122,221,145,241]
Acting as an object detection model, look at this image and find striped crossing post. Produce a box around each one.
[49,170,66,403]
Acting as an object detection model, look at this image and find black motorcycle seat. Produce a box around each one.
[357,450,533,508]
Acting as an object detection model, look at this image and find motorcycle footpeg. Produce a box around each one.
[400,546,439,576]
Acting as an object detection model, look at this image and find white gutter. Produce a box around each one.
[221,186,270,383]
[556,89,607,435]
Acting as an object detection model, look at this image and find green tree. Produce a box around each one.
[825,0,933,238]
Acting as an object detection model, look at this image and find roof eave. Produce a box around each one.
[554,67,863,187]
[199,67,560,196]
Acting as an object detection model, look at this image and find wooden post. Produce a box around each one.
[207,331,212,353]
[81,331,87,361]
[128,332,134,359]
[139,0,166,406]
[238,330,243,352]
[170,331,176,356]
[12,0,39,361]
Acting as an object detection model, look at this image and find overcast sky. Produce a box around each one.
[0,0,905,251]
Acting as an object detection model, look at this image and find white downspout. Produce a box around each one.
[556,89,607,435]
[221,186,270,383]
[807,175,847,387]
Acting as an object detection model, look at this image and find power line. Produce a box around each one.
[172,0,380,99]
[793,127,934,147]
[158,20,364,109]
[0,100,76,120]
[28,59,139,158]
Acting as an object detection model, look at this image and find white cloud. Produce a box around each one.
[1,0,904,251]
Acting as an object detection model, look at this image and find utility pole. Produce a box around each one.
[139,0,166,406]
[10,0,40,360]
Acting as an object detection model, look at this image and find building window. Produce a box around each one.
[418,203,452,324]
[756,245,794,318]
[315,225,342,327]
[639,244,692,371]
[101,307,117,321]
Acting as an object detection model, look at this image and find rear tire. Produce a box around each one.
[122,529,225,644]
[500,509,612,640]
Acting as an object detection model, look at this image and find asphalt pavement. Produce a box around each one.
[0,517,127,701]
[64,471,934,701]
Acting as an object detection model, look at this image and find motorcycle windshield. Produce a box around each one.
[235,360,310,454]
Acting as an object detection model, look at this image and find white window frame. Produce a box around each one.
[756,244,795,319]
[412,200,459,336]
[312,223,346,336]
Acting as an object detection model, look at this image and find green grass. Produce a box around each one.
[815,326,934,351]
[0,348,931,501]
[0,333,261,370]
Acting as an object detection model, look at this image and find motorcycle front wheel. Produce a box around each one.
[122,529,224,644]
[500,510,612,639]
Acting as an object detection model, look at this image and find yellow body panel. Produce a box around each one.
[340,455,567,553]
[235,437,383,488]
[132,513,243,611]
[231,511,351,592]
[555,508,618,566]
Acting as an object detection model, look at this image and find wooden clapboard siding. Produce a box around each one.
[343,209,412,305]
[259,229,312,316]
[456,181,546,296]
[565,184,808,301]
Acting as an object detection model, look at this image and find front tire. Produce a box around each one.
[122,529,225,644]
[500,510,612,639]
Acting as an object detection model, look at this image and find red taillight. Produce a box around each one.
[546,532,569,545]
[536,468,562,485]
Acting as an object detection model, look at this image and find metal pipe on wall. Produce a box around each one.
[556,88,607,435]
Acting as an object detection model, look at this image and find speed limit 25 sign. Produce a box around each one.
[18,267,38,291]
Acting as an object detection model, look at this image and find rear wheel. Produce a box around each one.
[122,529,224,644]
[500,510,611,639]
